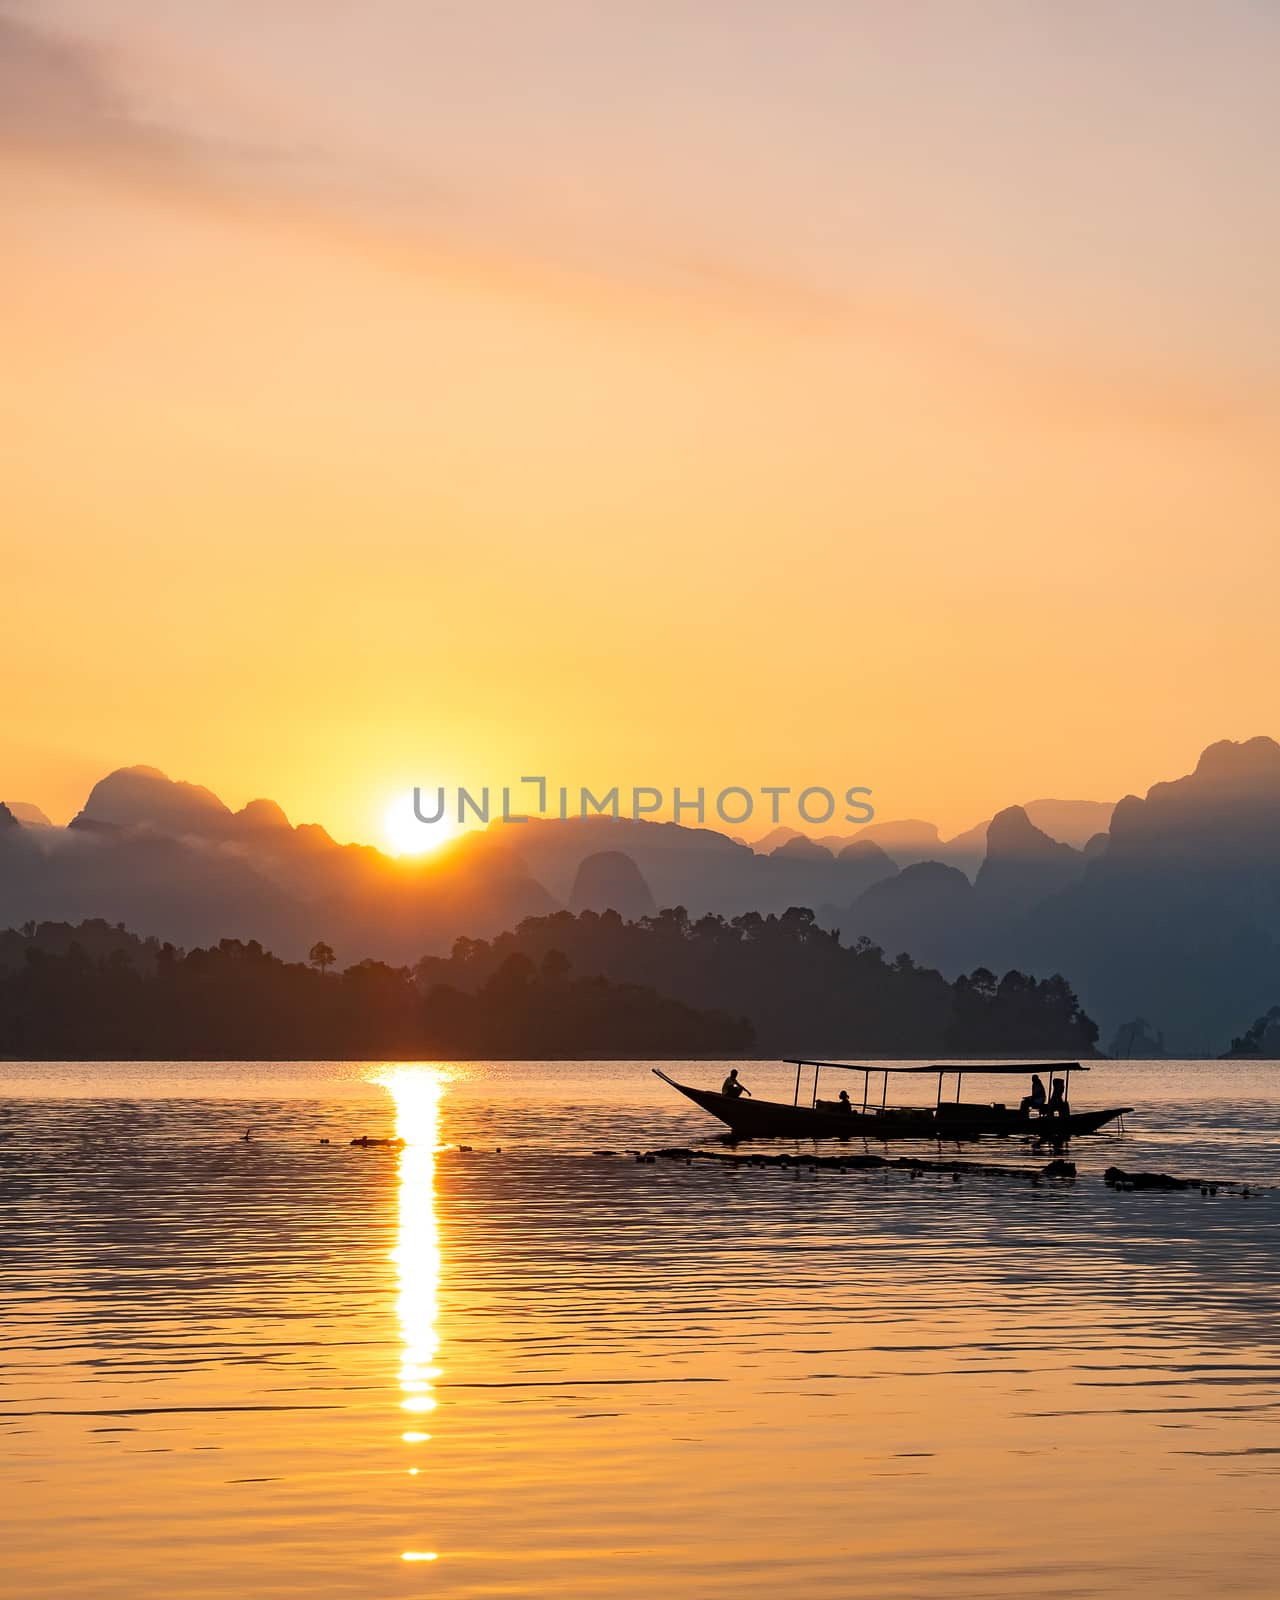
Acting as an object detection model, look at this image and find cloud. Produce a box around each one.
[0,6,193,166]
[2,5,1272,441]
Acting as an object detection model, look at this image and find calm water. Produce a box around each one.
[1,1059,1278,1598]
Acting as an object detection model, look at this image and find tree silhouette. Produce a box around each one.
[0,918,753,1059]
[0,912,1101,1061]
[309,940,335,976]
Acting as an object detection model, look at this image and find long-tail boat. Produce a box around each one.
[654,1061,1131,1142]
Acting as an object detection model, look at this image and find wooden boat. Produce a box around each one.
[654,1061,1132,1143]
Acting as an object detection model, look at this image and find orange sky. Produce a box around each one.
[3,4,1277,844]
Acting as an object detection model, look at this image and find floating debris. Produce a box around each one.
[1104,1166,1198,1191]
[644,1147,1076,1183]
[349,1136,405,1149]
[1103,1166,1260,1194]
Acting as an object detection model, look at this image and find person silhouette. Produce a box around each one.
[1019,1074,1047,1116]
[835,1089,853,1114]
[1046,1078,1069,1119]
[721,1068,750,1099]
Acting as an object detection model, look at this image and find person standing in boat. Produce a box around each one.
[1019,1074,1047,1116]
[721,1068,751,1099]
[1046,1078,1069,1119]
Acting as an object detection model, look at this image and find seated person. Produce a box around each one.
[1046,1078,1069,1118]
[1019,1073,1048,1115]
[835,1089,853,1114]
[721,1068,751,1099]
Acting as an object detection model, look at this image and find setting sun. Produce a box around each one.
[382,791,456,857]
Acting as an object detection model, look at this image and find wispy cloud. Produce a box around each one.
[0,6,190,164]
[3,3,1274,441]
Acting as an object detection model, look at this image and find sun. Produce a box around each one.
[382,791,457,857]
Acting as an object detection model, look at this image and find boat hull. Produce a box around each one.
[934,1102,1131,1139]
[653,1072,931,1139]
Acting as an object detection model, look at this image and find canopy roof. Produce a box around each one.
[783,1059,1086,1075]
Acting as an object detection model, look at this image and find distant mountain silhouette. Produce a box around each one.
[943,800,1114,865]
[2,765,556,964]
[772,835,833,861]
[1222,1004,1280,1059]
[569,851,657,920]
[493,814,892,920]
[837,861,975,971]
[1109,1017,1167,1059]
[4,742,1277,1051]
[792,742,1280,1052]
[3,801,52,827]
[751,825,802,854]
[1023,737,1280,1052]
[973,806,1086,919]
[236,797,293,832]
[836,839,894,868]
[72,764,232,835]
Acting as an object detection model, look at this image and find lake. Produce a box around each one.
[2,1059,1278,1598]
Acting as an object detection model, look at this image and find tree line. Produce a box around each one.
[0,919,749,1060]
[0,907,1100,1061]
[415,906,1100,1058]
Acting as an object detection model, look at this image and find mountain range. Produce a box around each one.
[4,738,1279,1053]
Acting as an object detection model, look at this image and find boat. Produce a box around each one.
[654,1061,1132,1143]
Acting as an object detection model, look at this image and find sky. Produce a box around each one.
[3,1,1278,845]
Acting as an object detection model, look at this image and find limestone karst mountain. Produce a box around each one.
[3,766,556,963]
[3,801,53,827]
[1023,737,1280,1052]
[4,741,1279,1051]
[839,861,976,972]
[568,851,658,920]
[973,806,1087,919]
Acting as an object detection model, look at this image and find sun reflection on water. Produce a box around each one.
[375,1066,448,1566]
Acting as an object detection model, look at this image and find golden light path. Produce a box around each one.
[376,1066,449,1568]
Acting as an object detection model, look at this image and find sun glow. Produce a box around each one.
[376,1066,448,1563]
[382,791,456,857]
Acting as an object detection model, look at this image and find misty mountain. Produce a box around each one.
[4,743,1278,1052]
[823,739,1280,1053]
[1023,738,1280,1054]
[1,765,556,965]
[485,814,896,920]
[569,851,657,920]
[3,801,52,827]
[972,806,1087,919]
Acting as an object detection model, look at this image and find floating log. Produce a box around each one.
[1103,1165,1205,1191]
[645,1147,1075,1183]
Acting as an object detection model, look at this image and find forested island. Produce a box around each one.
[0,909,1101,1060]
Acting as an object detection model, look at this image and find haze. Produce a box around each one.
[3,2,1277,840]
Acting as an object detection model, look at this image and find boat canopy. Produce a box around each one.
[780,1059,1085,1111]
[784,1060,1086,1074]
